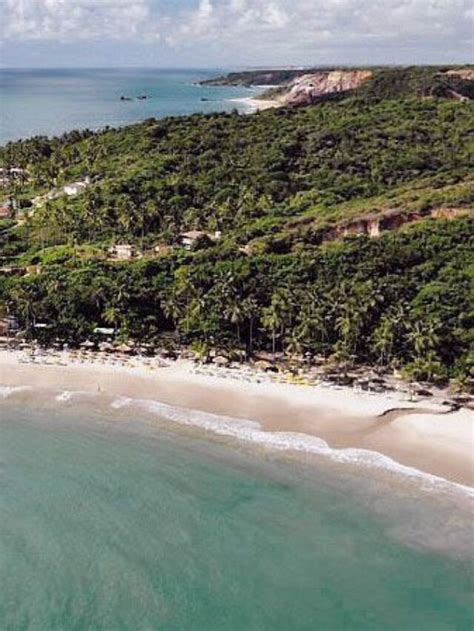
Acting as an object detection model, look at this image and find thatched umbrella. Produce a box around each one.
[80,340,95,349]
[115,343,132,353]
[255,351,284,362]
[99,341,114,352]
[213,355,230,367]
[254,359,276,372]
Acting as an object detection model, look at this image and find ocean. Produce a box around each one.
[0,68,257,145]
[0,392,473,630]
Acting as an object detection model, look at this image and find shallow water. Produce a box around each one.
[0,396,473,630]
[0,68,257,144]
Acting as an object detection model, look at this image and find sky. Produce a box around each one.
[0,0,472,68]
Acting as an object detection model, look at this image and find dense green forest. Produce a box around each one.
[1,69,473,384]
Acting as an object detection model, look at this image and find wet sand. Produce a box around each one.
[1,350,473,487]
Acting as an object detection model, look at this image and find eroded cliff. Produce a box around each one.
[278,70,373,105]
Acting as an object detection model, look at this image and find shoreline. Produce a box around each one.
[230,95,282,112]
[1,349,473,489]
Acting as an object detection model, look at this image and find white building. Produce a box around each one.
[179,230,222,250]
[63,176,91,197]
[108,244,138,260]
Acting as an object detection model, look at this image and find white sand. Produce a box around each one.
[1,349,473,487]
[231,96,282,112]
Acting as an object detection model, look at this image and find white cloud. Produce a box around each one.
[1,0,471,63]
[2,0,151,41]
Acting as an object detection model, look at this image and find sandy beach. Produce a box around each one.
[232,95,282,112]
[1,349,473,488]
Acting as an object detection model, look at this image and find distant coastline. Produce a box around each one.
[0,67,263,145]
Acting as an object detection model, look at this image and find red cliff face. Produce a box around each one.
[280,70,372,105]
[444,69,474,82]
[324,207,471,243]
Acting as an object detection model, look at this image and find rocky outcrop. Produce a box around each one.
[444,69,474,82]
[200,68,309,87]
[279,70,373,106]
[325,207,472,242]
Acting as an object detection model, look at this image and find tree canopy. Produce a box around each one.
[1,76,473,384]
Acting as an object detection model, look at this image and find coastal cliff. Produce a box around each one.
[273,70,372,105]
[204,65,474,106]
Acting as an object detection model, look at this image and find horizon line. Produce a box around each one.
[1,62,472,72]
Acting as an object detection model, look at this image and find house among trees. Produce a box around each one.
[179,230,222,249]
[108,244,140,260]
[64,176,91,196]
[0,316,20,336]
[0,167,28,187]
[0,199,18,219]
[0,204,10,219]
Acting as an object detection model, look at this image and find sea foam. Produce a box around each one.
[111,396,474,499]
[55,390,91,402]
[0,385,32,398]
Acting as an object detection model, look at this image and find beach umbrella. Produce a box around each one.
[254,359,275,371]
[115,343,132,353]
[80,340,95,349]
[99,342,114,352]
[213,355,230,366]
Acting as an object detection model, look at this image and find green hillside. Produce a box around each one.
[1,80,473,383]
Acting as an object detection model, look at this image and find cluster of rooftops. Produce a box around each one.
[108,230,222,260]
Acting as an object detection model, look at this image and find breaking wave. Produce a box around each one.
[0,385,32,398]
[55,390,92,402]
[110,396,474,499]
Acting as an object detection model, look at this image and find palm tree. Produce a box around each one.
[162,294,181,325]
[224,299,244,345]
[103,306,120,332]
[262,304,282,355]
[242,296,258,355]
[11,287,36,331]
[284,331,303,358]
[371,306,405,365]
[406,320,440,360]
[295,296,328,354]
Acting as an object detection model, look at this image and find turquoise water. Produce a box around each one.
[0,68,257,145]
[1,396,473,630]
